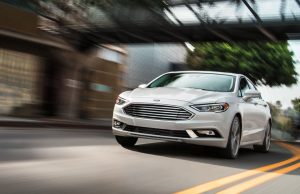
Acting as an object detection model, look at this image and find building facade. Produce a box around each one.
[0,2,126,119]
[125,44,187,89]
[80,46,126,119]
[0,2,53,117]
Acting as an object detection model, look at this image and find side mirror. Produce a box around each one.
[243,90,261,101]
[138,84,147,88]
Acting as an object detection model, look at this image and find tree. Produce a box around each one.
[267,102,280,118]
[186,42,297,87]
[292,98,300,112]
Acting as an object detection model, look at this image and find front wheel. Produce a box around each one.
[222,116,241,159]
[253,122,271,153]
[115,136,138,148]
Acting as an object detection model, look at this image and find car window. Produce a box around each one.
[148,73,236,92]
[238,77,250,97]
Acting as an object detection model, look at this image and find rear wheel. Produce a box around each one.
[115,136,138,148]
[222,116,241,159]
[253,122,271,153]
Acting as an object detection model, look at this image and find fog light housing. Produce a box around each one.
[193,129,221,138]
[113,120,124,128]
[197,130,215,136]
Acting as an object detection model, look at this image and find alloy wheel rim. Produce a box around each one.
[231,119,240,156]
[265,125,271,150]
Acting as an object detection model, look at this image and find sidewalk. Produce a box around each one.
[0,117,112,129]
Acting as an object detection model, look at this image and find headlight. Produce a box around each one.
[191,103,229,112]
[115,96,127,105]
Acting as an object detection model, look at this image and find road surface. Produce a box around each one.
[0,128,299,194]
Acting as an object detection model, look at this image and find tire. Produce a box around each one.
[222,116,241,159]
[115,136,138,148]
[253,122,271,153]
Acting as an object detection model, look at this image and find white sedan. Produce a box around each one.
[112,71,272,159]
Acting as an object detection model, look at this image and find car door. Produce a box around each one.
[246,79,268,140]
[238,77,259,143]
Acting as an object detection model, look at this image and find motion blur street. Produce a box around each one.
[1,0,300,193]
[0,127,299,194]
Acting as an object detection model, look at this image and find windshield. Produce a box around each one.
[148,73,236,92]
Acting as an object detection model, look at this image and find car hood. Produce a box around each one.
[127,87,231,103]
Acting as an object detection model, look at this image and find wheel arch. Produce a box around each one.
[268,118,272,129]
[268,117,272,125]
[235,112,243,137]
[235,112,242,129]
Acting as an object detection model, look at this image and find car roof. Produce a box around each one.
[166,71,244,77]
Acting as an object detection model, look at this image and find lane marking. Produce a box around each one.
[277,142,300,155]
[217,143,300,194]
[217,162,300,194]
[175,143,299,194]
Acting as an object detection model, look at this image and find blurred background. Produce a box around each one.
[0,0,299,141]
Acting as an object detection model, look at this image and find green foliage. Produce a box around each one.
[267,102,280,118]
[187,42,297,87]
[292,98,300,112]
[268,102,296,132]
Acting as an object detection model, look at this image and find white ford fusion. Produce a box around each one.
[112,71,272,158]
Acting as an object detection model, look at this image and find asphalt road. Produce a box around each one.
[0,128,299,194]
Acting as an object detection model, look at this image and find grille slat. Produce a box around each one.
[129,104,181,109]
[125,110,191,116]
[124,125,190,138]
[123,103,193,121]
[128,114,182,120]
[124,108,186,114]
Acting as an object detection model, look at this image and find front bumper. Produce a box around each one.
[112,100,234,148]
[113,127,228,147]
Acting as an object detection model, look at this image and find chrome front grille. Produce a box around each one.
[123,103,193,120]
